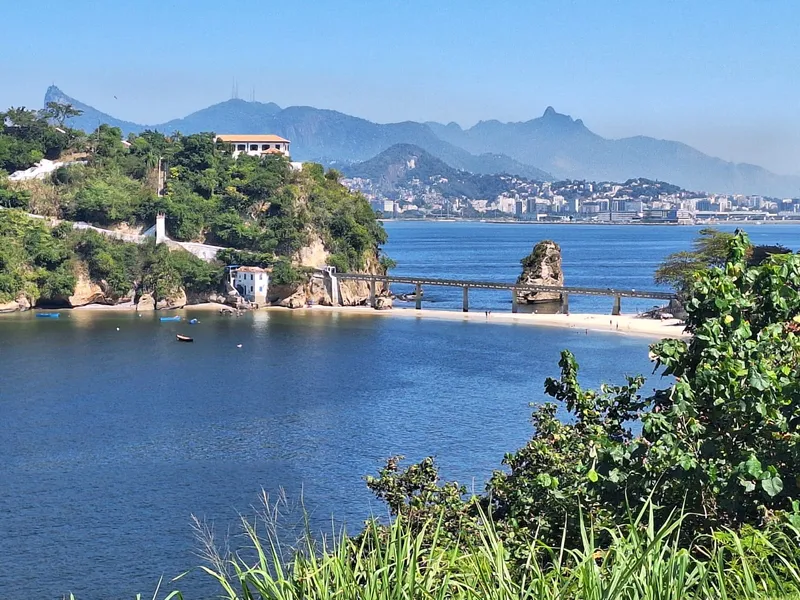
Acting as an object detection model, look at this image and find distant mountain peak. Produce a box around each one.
[543,106,557,117]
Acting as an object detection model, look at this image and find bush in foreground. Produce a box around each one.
[367,232,800,552]
[186,495,800,600]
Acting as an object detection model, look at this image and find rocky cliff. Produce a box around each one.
[516,240,564,304]
[273,248,388,309]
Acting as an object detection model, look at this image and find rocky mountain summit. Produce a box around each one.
[45,85,800,196]
[516,240,564,304]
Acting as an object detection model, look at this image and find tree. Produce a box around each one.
[655,228,792,294]
[43,101,83,128]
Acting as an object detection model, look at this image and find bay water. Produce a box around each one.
[1,222,797,599]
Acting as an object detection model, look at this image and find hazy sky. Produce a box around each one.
[2,0,798,175]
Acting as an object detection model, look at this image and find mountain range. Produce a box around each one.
[45,86,800,197]
[343,143,526,201]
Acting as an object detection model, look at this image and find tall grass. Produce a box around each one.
[195,496,800,600]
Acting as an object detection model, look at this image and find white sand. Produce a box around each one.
[266,305,689,339]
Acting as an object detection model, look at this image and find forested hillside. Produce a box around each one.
[0,103,389,309]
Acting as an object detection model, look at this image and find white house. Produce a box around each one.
[215,134,291,158]
[233,266,270,305]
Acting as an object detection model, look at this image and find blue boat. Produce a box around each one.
[159,316,182,322]
[36,312,60,319]
[189,318,199,324]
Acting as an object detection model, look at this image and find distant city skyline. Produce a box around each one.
[2,0,798,176]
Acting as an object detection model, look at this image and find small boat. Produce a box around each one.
[176,334,193,343]
[189,318,199,324]
[160,316,182,322]
[36,313,60,319]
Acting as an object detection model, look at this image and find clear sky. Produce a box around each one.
[2,0,798,175]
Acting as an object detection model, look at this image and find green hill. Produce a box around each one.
[0,104,389,309]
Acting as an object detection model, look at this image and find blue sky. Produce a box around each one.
[2,0,798,175]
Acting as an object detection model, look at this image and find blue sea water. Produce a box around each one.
[0,222,797,599]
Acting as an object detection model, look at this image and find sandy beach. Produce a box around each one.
[271,305,689,339]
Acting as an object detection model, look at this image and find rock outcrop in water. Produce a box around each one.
[516,240,564,304]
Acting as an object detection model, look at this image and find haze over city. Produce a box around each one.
[2,0,799,176]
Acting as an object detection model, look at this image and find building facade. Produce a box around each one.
[216,135,291,158]
[233,266,269,305]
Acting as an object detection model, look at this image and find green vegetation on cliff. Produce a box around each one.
[0,104,388,305]
[0,210,220,305]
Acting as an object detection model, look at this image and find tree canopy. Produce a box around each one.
[655,227,792,294]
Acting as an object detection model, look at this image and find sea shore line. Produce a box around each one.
[22,302,688,339]
[271,305,689,339]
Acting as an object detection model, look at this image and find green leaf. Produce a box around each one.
[762,476,784,497]
[744,454,762,478]
[749,371,769,391]
[587,468,599,483]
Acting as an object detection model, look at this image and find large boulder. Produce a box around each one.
[516,240,564,304]
[68,271,107,307]
[136,293,156,311]
[156,287,187,310]
[279,289,307,309]
[16,294,31,311]
[0,300,19,313]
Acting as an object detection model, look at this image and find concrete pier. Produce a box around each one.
[369,279,376,308]
[333,273,677,314]
[612,295,621,316]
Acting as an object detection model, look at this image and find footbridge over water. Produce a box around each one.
[335,273,677,315]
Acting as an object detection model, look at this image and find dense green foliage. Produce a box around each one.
[0,210,220,305]
[367,233,800,558]
[655,228,792,294]
[0,105,83,172]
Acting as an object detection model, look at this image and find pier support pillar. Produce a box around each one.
[415,284,422,310]
[560,293,570,314]
[369,279,376,308]
[612,295,621,316]
[511,288,518,314]
[462,286,469,312]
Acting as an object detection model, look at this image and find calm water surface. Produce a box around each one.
[1,222,798,599]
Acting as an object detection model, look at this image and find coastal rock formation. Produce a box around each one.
[156,288,187,310]
[136,293,155,311]
[16,294,31,311]
[0,294,32,313]
[516,240,564,304]
[279,289,307,309]
[294,234,329,269]
[375,295,393,310]
[67,270,107,307]
[0,300,19,313]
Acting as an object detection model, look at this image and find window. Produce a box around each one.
[237,144,246,151]
[250,144,258,151]
[262,144,270,151]
[258,286,263,292]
